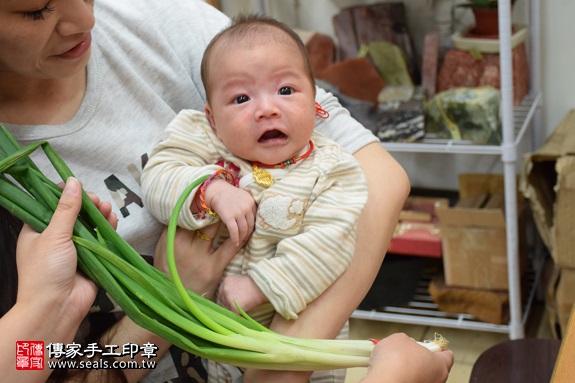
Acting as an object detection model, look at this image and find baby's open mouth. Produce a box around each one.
[258,130,287,142]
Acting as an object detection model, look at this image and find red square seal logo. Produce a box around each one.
[16,341,44,370]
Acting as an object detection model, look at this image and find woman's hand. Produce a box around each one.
[58,180,118,230]
[360,333,454,383]
[15,177,99,333]
[154,222,243,298]
[86,190,118,230]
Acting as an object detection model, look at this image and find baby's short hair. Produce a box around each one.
[200,14,315,103]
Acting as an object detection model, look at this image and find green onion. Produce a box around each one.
[0,124,446,371]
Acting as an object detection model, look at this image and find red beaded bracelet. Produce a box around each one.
[198,168,236,219]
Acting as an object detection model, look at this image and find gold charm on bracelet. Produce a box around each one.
[252,165,273,188]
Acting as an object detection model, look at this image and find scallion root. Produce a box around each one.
[418,333,449,352]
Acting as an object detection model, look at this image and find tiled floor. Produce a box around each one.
[344,302,553,383]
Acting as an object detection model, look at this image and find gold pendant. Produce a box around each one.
[252,166,274,188]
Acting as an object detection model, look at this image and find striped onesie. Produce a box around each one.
[141,109,368,382]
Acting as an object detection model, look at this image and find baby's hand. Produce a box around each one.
[219,274,268,314]
[204,180,256,246]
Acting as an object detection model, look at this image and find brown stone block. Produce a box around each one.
[304,33,335,76]
[332,2,420,84]
[421,30,440,99]
[437,43,529,106]
[316,57,385,104]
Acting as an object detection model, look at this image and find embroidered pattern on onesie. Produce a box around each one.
[257,195,304,230]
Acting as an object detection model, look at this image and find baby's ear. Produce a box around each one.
[204,104,219,137]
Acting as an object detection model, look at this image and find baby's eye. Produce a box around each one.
[22,4,54,21]
[278,87,293,95]
[234,95,250,104]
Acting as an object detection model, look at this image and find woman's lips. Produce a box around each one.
[56,33,92,60]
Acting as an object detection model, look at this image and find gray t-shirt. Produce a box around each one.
[5,0,377,257]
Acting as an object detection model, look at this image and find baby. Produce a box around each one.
[141,14,368,383]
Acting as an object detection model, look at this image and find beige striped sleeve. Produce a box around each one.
[141,109,224,230]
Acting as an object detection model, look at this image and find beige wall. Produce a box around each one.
[540,0,575,139]
[218,0,574,189]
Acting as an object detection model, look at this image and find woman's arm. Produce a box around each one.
[244,142,410,382]
[289,142,410,331]
[0,178,98,383]
[0,179,155,383]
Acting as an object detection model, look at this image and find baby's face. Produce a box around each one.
[204,37,316,165]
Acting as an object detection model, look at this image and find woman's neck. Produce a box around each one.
[0,68,87,126]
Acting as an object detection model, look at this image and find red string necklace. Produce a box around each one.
[251,140,314,187]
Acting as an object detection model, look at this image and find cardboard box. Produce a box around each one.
[521,110,575,269]
[551,292,575,381]
[436,174,525,290]
[546,265,575,339]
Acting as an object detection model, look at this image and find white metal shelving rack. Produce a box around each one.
[351,0,542,340]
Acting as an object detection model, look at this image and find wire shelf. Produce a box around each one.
[351,256,543,334]
[380,92,541,155]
